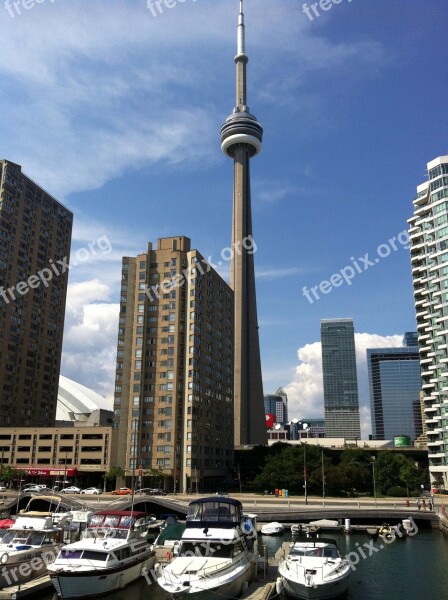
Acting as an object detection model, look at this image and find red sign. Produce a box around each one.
[23,468,78,477]
[265,414,276,429]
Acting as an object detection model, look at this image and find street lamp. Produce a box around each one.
[300,422,309,506]
[371,457,377,508]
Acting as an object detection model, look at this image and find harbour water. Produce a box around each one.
[39,527,448,599]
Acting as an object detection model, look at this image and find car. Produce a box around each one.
[134,488,164,495]
[0,485,7,492]
[60,486,81,494]
[111,487,132,496]
[80,487,102,495]
[20,484,43,493]
[150,488,168,496]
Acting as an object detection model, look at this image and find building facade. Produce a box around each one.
[409,155,448,487]
[321,318,361,438]
[111,237,234,493]
[0,426,111,486]
[368,341,422,441]
[220,3,267,447]
[0,160,73,427]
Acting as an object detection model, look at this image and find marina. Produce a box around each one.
[0,492,447,599]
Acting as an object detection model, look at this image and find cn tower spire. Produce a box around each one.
[220,1,267,447]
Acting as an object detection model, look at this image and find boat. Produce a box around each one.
[48,510,156,599]
[291,524,321,538]
[0,507,71,589]
[261,521,285,536]
[277,538,350,599]
[157,496,257,599]
[378,523,396,541]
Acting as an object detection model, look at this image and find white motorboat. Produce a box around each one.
[291,524,321,537]
[277,538,350,599]
[0,508,71,589]
[157,496,257,599]
[261,522,285,536]
[48,510,156,599]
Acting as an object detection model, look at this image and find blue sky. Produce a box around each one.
[1,0,447,436]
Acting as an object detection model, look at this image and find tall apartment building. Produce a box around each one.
[0,160,73,427]
[111,237,234,493]
[321,318,361,438]
[368,334,422,441]
[409,155,448,487]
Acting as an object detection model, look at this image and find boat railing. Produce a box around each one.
[163,552,250,585]
[281,555,348,581]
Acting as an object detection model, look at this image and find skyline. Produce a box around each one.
[1,0,447,438]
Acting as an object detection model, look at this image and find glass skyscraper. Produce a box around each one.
[321,318,361,438]
[409,155,448,488]
[264,388,288,426]
[368,338,422,441]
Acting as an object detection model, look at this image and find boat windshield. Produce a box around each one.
[187,501,240,524]
[179,542,232,559]
[82,528,128,540]
[290,546,338,559]
[1,530,48,546]
[58,549,108,562]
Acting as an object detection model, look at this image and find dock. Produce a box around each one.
[0,575,53,599]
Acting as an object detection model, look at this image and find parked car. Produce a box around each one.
[20,484,43,493]
[80,487,102,495]
[134,488,167,495]
[433,487,448,495]
[60,486,81,494]
[111,487,132,496]
[0,485,7,492]
[149,488,168,496]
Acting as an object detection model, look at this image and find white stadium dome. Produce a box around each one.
[57,375,113,422]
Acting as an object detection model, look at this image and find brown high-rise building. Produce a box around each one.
[220,2,267,446]
[111,237,234,493]
[0,160,73,427]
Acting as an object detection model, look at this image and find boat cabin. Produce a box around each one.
[85,511,151,540]
[186,497,242,528]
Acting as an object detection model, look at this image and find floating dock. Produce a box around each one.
[0,575,53,599]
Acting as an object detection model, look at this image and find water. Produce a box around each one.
[39,527,448,599]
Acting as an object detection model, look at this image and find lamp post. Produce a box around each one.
[371,457,377,508]
[321,449,325,500]
[298,422,309,505]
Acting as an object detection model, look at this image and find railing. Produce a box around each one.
[162,552,250,586]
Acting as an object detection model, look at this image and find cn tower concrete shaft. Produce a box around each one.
[221,2,267,446]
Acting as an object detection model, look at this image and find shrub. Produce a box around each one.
[386,486,408,497]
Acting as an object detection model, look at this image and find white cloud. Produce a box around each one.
[0,1,387,198]
[60,280,118,399]
[284,333,404,439]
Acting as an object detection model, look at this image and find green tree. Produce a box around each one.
[399,459,420,497]
[1,466,25,487]
[104,466,125,490]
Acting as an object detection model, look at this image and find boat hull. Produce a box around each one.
[0,544,60,589]
[281,574,349,599]
[160,561,255,599]
[50,552,155,599]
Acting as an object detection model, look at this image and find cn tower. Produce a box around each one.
[221,1,267,447]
